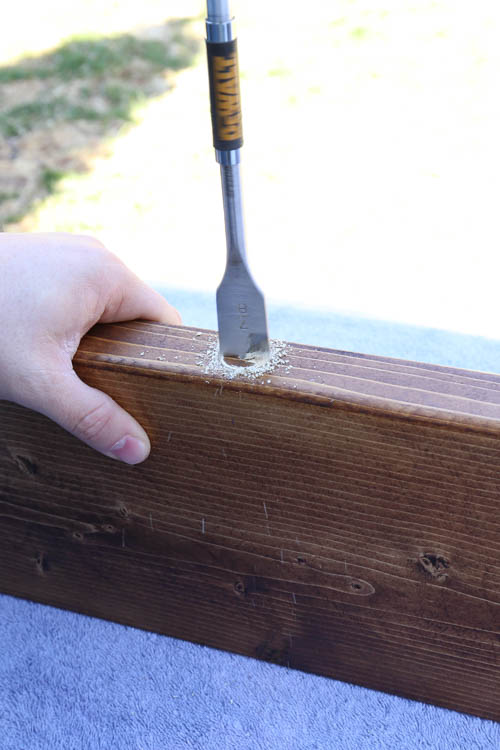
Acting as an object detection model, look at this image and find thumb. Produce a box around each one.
[34,368,150,465]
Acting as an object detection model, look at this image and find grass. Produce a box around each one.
[1,99,100,137]
[0,88,147,137]
[0,17,201,226]
[0,191,18,204]
[0,23,199,137]
[0,27,194,83]
[40,167,68,193]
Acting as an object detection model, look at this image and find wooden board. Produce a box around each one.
[1,321,499,721]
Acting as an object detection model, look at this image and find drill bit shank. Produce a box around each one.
[206,0,269,361]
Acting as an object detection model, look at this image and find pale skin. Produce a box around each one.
[0,233,182,464]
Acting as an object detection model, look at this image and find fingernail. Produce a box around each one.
[109,435,149,465]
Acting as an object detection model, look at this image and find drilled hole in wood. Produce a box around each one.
[296,557,306,565]
[103,524,115,533]
[351,582,362,590]
[73,531,84,541]
[118,506,128,518]
[234,581,245,595]
[223,356,253,368]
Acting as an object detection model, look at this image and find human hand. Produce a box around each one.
[0,232,181,464]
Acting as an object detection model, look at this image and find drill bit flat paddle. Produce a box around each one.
[206,0,269,362]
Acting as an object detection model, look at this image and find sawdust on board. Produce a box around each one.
[198,335,290,381]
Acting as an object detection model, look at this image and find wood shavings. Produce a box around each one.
[197,335,290,381]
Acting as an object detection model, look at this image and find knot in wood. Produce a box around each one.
[418,553,450,581]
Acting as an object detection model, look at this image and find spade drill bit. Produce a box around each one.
[205,0,270,362]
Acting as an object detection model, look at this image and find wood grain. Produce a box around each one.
[1,321,499,720]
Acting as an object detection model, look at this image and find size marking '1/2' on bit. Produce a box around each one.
[239,303,248,329]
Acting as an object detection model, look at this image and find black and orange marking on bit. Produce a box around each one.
[206,39,243,151]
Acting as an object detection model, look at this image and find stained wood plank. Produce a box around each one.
[0,321,499,720]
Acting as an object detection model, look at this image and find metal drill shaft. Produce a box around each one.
[206,0,269,361]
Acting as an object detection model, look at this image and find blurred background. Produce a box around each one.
[1,0,499,340]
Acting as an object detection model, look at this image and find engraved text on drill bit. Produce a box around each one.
[239,303,248,329]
